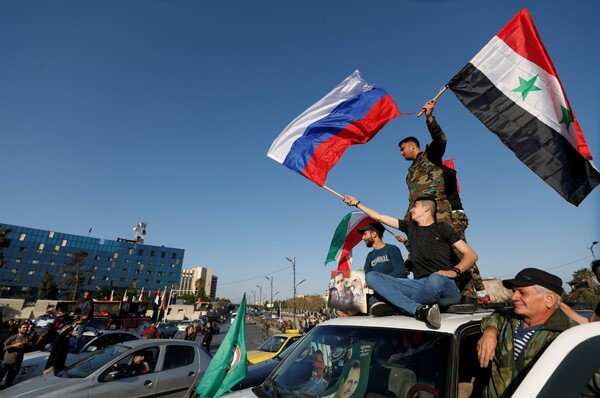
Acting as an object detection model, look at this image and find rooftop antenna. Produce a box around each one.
[133,221,147,244]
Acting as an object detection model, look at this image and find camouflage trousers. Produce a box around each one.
[451,210,486,297]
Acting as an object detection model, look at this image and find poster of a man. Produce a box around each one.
[330,360,361,398]
[328,270,367,314]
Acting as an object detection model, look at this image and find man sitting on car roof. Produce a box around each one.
[342,195,478,329]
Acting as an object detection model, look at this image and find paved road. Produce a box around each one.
[200,319,263,355]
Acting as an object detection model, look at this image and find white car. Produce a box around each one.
[176,320,192,332]
[511,322,600,398]
[12,330,140,386]
[223,309,600,398]
[1,339,212,398]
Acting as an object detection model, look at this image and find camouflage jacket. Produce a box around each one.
[480,308,576,398]
[404,117,452,224]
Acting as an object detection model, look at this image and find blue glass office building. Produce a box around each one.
[0,223,184,299]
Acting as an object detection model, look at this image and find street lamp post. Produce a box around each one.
[286,256,297,327]
[589,241,599,260]
[256,285,263,306]
[265,276,273,308]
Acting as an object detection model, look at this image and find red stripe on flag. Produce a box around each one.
[337,217,376,271]
[302,94,400,185]
[496,9,592,160]
[496,9,555,78]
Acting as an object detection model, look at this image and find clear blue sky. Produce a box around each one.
[1,1,598,303]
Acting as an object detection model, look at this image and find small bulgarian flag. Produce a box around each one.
[325,211,375,271]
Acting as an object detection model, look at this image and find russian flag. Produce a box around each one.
[268,70,400,186]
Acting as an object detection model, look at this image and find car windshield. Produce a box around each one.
[260,325,451,398]
[65,345,131,378]
[257,336,286,353]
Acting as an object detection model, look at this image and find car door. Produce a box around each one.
[88,346,160,398]
[153,344,201,398]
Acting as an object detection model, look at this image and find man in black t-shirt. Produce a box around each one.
[342,195,478,329]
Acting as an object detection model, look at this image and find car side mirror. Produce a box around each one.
[86,346,98,352]
[44,343,52,351]
[100,370,120,382]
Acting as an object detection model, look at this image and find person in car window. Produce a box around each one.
[301,349,330,396]
[477,268,600,397]
[118,350,151,377]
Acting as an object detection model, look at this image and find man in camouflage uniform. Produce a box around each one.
[476,268,600,397]
[399,99,487,300]
[398,99,452,225]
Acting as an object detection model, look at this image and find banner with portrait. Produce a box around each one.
[327,270,367,314]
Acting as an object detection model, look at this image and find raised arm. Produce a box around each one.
[342,195,400,230]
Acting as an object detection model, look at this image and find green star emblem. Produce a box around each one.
[560,106,573,130]
[512,74,542,100]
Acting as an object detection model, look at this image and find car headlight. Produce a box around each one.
[18,365,39,375]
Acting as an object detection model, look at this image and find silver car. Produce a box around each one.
[2,339,211,398]
[12,330,140,386]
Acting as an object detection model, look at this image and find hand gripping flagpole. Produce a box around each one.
[323,185,407,242]
[417,85,449,117]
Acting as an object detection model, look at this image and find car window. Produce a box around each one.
[163,345,196,370]
[108,347,160,379]
[282,336,300,351]
[66,345,131,378]
[261,326,451,398]
[258,336,286,352]
[89,333,138,350]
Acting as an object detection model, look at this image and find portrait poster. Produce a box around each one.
[322,341,374,398]
[327,269,367,314]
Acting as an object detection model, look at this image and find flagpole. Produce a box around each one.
[417,85,449,117]
[326,186,408,243]
[323,185,343,199]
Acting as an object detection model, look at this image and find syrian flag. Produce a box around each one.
[448,8,600,206]
[161,287,167,311]
[325,211,376,271]
[268,70,401,186]
[154,289,160,306]
[443,159,460,194]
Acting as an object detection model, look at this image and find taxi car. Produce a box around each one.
[246,331,302,365]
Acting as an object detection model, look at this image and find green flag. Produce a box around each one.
[195,294,247,397]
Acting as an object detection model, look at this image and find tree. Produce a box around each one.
[61,250,88,300]
[178,293,198,305]
[38,272,59,299]
[564,267,599,309]
[195,278,207,301]
[0,224,12,262]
